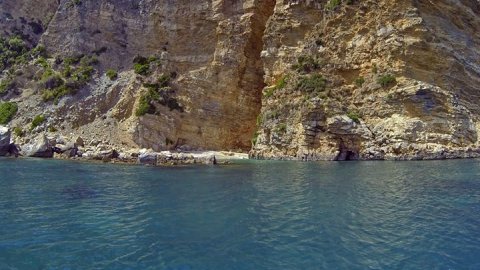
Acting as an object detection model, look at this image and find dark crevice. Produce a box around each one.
[336,139,360,161]
[241,0,276,149]
[241,0,276,95]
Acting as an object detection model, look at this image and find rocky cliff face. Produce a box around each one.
[1,0,275,152]
[252,0,480,160]
[1,0,480,160]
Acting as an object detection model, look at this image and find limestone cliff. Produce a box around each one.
[1,0,275,152]
[252,0,480,160]
[1,0,480,160]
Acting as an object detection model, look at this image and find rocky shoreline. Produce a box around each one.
[0,126,248,166]
[249,146,480,161]
[3,125,480,164]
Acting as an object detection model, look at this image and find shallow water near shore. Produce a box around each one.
[0,158,479,269]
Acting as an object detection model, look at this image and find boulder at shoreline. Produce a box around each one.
[0,126,11,156]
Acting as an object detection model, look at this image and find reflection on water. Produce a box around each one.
[0,158,479,269]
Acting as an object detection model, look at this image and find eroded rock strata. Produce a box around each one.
[0,0,480,161]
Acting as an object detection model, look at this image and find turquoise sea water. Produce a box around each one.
[0,158,479,270]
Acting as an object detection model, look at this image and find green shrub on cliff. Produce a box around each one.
[42,85,74,104]
[72,65,94,83]
[136,94,155,116]
[354,76,365,87]
[133,55,155,76]
[135,88,160,116]
[7,36,26,53]
[326,0,341,10]
[293,56,321,73]
[35,57,49,69]
[13,126,24,137]
[135,75,183,116]
[31,44,47,58]
[134,63,150,76]
[106,69,118,80]
[31,114,46,130]
[275,123,287,134]
[251,131,259,146]
[377,74,396,87]
[0,36,28,71]
[39,54,97,103]
[347,111,360,123]
[63,55,82,66]
[264,75,288,98]
[157,74,170,87]
[0,78,13,95]
[297,74,327,94]
[0,102,18,125]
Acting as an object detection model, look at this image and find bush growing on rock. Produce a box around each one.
[133,55,161,76]
[134,63,150,76]
[292,56,321,73]
[275,75,288,90]
[44,74,64,89]
[106,69,118,80]
[297,74,327,94]
[0,78,13,95]
[72,65,94,83]
[355,76,365,87]
[63,55,83,66]
[142,74,170,92]
[31,44,47,58]
[40,67,55,81]
[0,101,18,125]
[31,114,46,131]
[0,35,29,72]
[347,111,361,123]
[62,64,72,78]
[42,85,74,104]
[48,125,57,132]
[7,36,26,53]
[135,91,157,116]
[40,73,73,103]
[157,74,170,87]
[275,123,287,134]
[251,131,259,146]
[13,126,24,137]
[326,0,342,10]
[377,74,396,87]
[80,55,98,66]
[39,54,97,103]
[264,75,288,98]
[35,57,49,68]
[135,74,183,116]
[148,56,159,63]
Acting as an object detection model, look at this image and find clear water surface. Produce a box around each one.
[0,158,479,270]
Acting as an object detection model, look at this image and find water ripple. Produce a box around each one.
[0,159,479,269]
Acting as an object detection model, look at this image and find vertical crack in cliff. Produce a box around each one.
[41,1,61,38]
[240,0,276,149]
